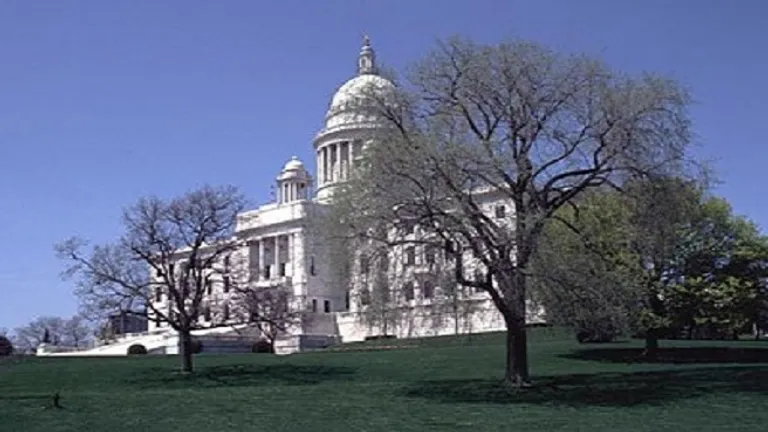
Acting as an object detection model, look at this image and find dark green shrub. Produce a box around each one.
[364,334,397,341]
[127,344,148,355]
[0,336,13,356]
[252,339,273,353]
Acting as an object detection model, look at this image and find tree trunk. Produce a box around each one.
[503,317,531,387]
[644,329,659,359]
[179,329,194,373]
[453,301,460,336]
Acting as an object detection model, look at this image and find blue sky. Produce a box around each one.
[1,0,766,330]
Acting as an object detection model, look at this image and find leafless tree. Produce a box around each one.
[61,314,92,348]
[13,316,66,349]
[230,282,302,349]
[326,36,696,386]
[55,185,247,373]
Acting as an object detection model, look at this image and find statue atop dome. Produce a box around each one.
[358,34,377,75]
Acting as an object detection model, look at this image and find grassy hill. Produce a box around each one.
[2,328,768,431]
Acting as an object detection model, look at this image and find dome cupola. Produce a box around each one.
[276,156,311,204]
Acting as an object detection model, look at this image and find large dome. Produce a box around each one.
[327,74,395,117]
[318,37,397,136]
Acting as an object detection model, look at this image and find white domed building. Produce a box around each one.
[40,38,528,357]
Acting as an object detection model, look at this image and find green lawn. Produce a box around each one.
[2,328,768,431]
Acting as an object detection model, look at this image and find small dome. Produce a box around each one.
[278,156,309,181]
[283,155,304,171]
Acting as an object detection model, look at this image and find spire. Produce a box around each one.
[357,34,377,75]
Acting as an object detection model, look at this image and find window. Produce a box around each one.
[495,205,506,219]
[204,307,211,322]
[474,268,485,293]
[312,299,318,312]
[444,240,454,259]
[155,286,162,302]
[404,281,414,301]
[380,282,391,303]
[424,245,436,265]
[402,220,416,235]
[345,291,350,310]
[324,300,331,313]
[310,256,316,276]
[155,268,162,279]
[224,255,231,271]
[223,276,230,293]
[404,247,416,266]
[205,279,212,295]
[360,289,371,306]
[279,262,286,277]
[263,266,271,279]
[223,303,230,321]
[360,255,370,274]
[422,280,434,299]
[169,262,175,276]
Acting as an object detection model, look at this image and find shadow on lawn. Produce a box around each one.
[403,366,768,407]
[127,364,357,390]
[563,346,768,364]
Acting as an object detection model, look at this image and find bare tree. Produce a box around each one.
[327,36,695,386]
[62,315,92,348]
[56,185,247,373]
[13,316,66,349]
[230,282,302,349]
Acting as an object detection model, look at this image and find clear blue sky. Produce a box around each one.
[1,0,766,330]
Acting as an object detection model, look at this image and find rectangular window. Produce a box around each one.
[360,255,370,274]
[205,279,212,295]
[224,255,231,271]
[444,240,454,259]
[263,266,271,279]
[404,247,416,266]
[155,286,162,302]
[204,307,211,322]
[223,276,230,293]
[279,262,286,277]
[404,281,414,301]
[474,269,485,292]
[324,300,331,313]
[495,205,506,219]
[422,280,434,299]
[424,245,436,265]
[312,299,318,312]
[310,256,316,276]
[223,303,230,321]
[345,291,350,310]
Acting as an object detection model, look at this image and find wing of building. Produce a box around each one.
[37,37,544,357]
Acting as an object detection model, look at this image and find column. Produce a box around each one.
[316,150,322,186]
[331,143,338,182]
[322,147,329,184]
[342,141,350,179]
[258,239,265,280]
[288,233,294,278]
[274,235,280,278]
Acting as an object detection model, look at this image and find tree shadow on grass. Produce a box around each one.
[126,363,357,390]
[563,346,768,364]
[403,366,768,407]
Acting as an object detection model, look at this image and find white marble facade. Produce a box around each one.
[146,37,541,346]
